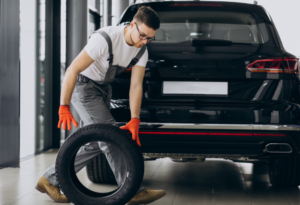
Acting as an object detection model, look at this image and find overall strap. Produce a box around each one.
[92,30,114,65]
[127,45,147,68]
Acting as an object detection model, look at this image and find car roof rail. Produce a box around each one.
[254,1,258,4]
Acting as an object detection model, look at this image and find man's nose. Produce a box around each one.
[141,39,148,44]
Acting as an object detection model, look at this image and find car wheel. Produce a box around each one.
[268,154,300,187]
[55,124,144,205]
[86,153,117,185]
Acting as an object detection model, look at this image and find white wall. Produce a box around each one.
[258,0,300,57]
[112,0,130,26]
[20,0,36,158]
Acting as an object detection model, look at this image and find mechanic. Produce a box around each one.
[35,6,166,205]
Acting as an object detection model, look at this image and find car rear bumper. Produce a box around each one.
[116,122,300,131]
[116,123,300,158]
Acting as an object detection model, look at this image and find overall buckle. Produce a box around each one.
[107,54,114,64]
[127,58,139,68]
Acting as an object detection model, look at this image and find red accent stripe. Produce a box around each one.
[134,131,285,137]
[254,133,286,137]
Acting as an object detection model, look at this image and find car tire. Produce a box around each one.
[86,153,117,185]
[55,124,144,205]
[268,154,300,187]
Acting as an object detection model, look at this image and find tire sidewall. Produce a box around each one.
[55,124,144,205]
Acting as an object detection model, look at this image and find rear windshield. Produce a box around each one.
[153,10,269,44]
[121,9,271,45]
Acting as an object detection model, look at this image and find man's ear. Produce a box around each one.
[130,21,135,29]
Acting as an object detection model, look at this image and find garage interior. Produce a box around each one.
[1,0,300,204]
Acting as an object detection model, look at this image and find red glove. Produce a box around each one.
[120,118,141,146]
[57,105,78,130]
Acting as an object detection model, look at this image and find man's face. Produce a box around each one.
[130,21,156,48]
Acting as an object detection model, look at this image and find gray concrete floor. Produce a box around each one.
[0,149,300,205]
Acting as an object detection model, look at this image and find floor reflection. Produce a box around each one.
[0,152,300,205]
[140,158,300,205]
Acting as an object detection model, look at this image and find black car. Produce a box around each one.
[86,1,300,187]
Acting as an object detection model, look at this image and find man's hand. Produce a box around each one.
[120,118,141,146]
[57,105,78,130]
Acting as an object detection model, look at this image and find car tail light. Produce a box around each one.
[283,58,299,73]
[246,58,299,74]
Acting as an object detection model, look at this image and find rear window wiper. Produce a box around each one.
[191,39,252,46]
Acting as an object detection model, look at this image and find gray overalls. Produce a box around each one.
[43,29,147,195]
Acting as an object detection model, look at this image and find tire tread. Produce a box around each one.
[55,124,144,205]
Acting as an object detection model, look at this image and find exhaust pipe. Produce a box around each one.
[265,143,292,153]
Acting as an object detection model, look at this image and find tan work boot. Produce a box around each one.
[126,188,166,205]
[35,176,70,203]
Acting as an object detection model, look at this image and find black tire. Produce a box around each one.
[55,124,144,205]
[86,153,117,184]
[268,154,300,187]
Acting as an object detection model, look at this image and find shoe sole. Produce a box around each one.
[35,185,70,203]
[126,192,166,205]
[36,184,165,204]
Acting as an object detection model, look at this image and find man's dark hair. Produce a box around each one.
[133,6,160,30]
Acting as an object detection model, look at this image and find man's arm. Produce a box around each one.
[129,64,146,118]
[60,49,94,105]
[119,64,145,146]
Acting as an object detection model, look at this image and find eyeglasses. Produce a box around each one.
[135,22,155,42]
